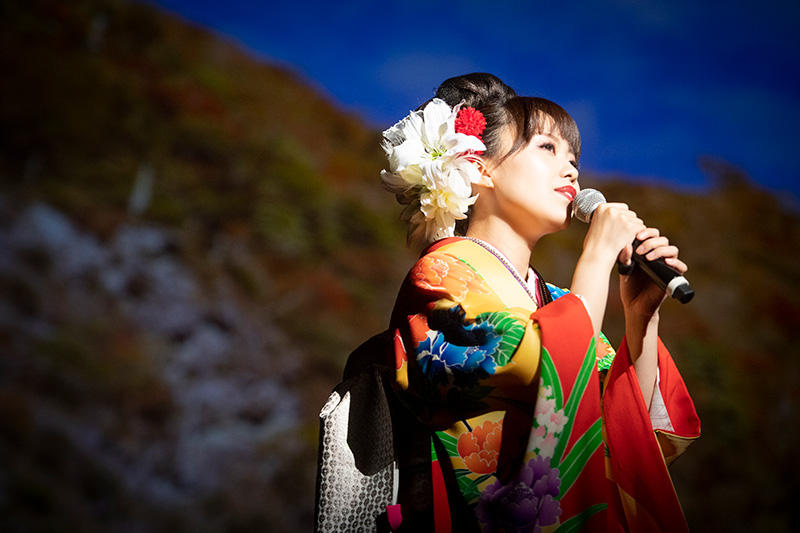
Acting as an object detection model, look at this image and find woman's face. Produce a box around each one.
[486,124,580,240]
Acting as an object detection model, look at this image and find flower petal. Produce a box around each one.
[421,99,453,147]
[389,137,425,172]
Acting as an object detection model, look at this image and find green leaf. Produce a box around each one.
[456,471,493,504]
[557,419,603,495]
[475,311,525,366]
[454,468,471,482]
[550,338,597,465]
[597,331,616,371]
[554,503,607,533]
[540,348,563,409]
[436,430,459,457]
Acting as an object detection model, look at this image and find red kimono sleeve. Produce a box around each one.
[603,337,701,532]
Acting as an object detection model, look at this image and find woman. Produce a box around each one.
[317,73,700,532]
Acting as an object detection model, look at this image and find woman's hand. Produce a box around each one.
[582,202,646,268]
[619,228,688,321]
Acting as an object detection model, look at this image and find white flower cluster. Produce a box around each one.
[380,98,486,243]
[528,380,569,459]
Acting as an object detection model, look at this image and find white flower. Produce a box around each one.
[419,165,478,240]
[381,98,486,242]
[528,378,570,458]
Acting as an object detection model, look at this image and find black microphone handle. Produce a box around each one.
[617,239,695,304]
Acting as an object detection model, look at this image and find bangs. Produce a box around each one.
[501,96,581,163]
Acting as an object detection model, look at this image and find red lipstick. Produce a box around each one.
[556,186,577,202]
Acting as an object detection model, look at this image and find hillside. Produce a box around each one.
[1,0,799,531]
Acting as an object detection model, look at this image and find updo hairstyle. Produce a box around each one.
[432,73,581,164]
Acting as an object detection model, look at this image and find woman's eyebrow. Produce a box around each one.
[537,131,571,150]
[536,131,561,142]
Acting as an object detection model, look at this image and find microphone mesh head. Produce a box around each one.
[573,188,607,223]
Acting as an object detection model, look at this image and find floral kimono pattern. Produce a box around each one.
[388,237,700,532]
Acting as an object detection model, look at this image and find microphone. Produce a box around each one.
[573,188,694,303]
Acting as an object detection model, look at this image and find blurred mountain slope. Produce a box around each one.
[0,0,414,361]
[1,0,798,531]
[1,0,414,530]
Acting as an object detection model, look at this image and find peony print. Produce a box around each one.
[475,455,562,533]
[457,419,503,474]
[410,253,480,301]
[415,327,500,387]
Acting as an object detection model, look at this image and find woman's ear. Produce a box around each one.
[472,159,495,188]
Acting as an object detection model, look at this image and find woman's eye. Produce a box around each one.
[540,142,555,153]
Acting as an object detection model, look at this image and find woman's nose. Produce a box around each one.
[562,161,579,182]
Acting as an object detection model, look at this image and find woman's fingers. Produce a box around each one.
[634,229,688,274]
[664,256,688,274]
[618,242,634,267]
[594,203,646,241]
[635,234,668,257]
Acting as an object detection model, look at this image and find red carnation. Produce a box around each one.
[455,107,487,139]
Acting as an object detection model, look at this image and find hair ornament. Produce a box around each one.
[454,106,487,142]
[380,99,486,243]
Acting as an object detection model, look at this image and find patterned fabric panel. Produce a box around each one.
[315,390,395,532]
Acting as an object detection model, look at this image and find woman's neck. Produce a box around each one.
[465,220,536,279]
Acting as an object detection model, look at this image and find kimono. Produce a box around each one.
[387,237,700,532]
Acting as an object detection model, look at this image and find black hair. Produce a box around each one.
[432,72,581,163]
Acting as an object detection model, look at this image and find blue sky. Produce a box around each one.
[145,0,800,201]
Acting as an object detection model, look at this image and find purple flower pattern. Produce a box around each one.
[475,455,562,533]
